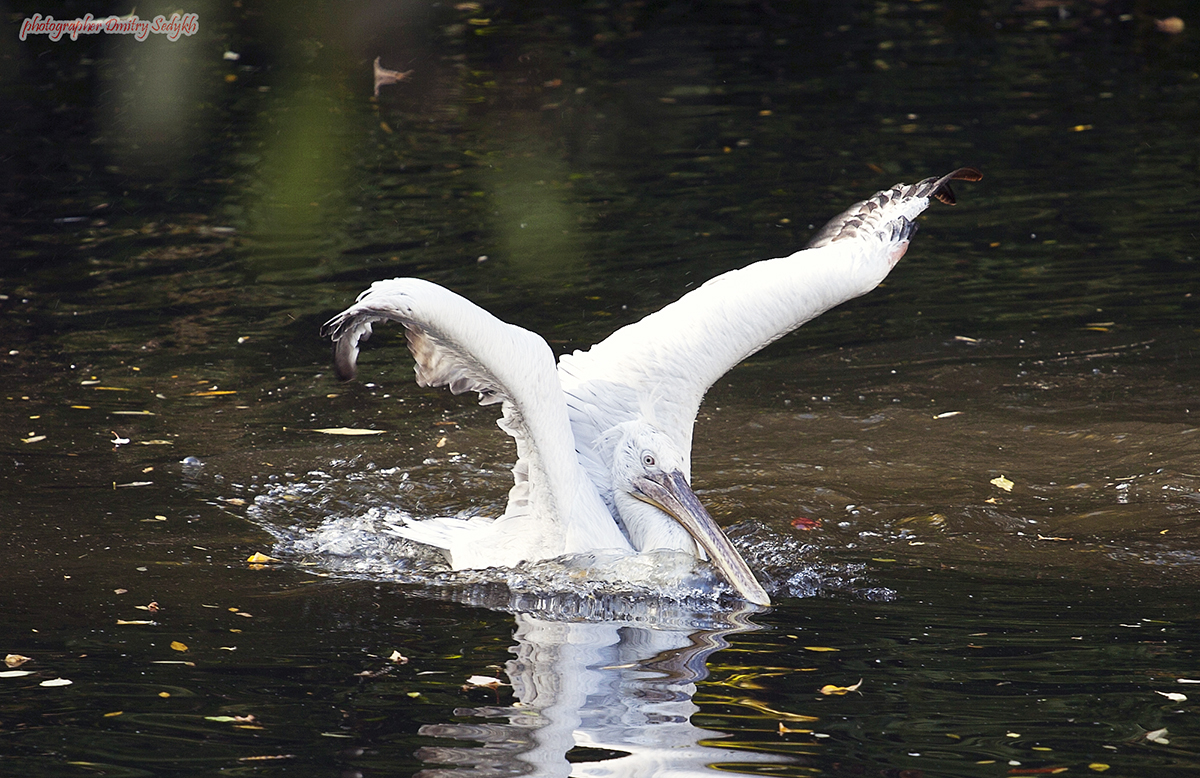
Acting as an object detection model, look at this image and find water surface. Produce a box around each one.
[2,1,1199,775]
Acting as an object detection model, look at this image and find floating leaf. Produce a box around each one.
[1176,678,1200,684]
[311,427,387,436]
[778,722,813,734]
[207,714,257,724]
[246,552,279,564]
[990,475,1014,492]
[1088,765,1110,772]
[803,646,840,652]
[170,641,188,652]
[40,678,73,687]
[465,675,506,689]
[21,435,46,444]
[1156,691,1187,702]
[111,410,156,416]
[5,654,32,668]
[116,619,155,625]
[0,670,34,678]
[1145,727,1169,744]
[818,679,863,695]
[389,650,409,664]
[188,390,237,396]
[791,516,821,530]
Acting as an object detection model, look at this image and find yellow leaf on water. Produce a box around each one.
[21,435,46,444]
[104,711,124,717]
[990,475,1014,492]
[803,646,840,652]
[116,620,155,625]
[818,679,863,695]
[246,552,279,564]
[188,390,237,396]
[778,722,812,734]
[1089,764,1111,772]
[311,427,387,436]
[170,641,188,652]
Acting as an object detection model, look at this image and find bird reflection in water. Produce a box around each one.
[414,606,790,777]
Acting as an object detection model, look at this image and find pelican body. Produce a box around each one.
[323,168,981,606]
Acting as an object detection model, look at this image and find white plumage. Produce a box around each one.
[322,168,981,606]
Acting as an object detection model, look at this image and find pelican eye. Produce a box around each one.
[641,453,656,468]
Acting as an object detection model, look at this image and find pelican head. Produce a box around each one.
[606,421,771,606]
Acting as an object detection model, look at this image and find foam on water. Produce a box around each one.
[240,460,895,620]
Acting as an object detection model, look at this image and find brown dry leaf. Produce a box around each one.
[818,679,863,696]
[1155,17,1184,34]
[5,654,32,668]
[373,57,414,97]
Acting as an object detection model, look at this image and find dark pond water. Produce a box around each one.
[3,0,1200,775]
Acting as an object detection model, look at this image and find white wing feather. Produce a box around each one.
[322,278,630,568]
[559,168,981,503]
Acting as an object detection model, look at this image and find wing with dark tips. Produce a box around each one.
[806,167,982,248]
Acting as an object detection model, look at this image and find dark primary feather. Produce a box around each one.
[806,167,982,249]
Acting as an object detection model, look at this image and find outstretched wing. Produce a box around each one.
[322,278,628,568]
[559,168,981,503]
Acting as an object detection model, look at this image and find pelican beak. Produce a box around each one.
[634,471,771,606]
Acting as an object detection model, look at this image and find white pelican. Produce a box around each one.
[322,168,981,606]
